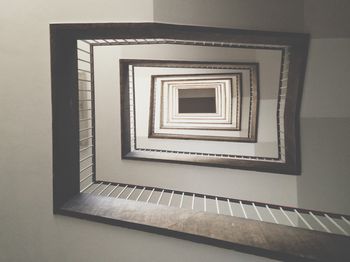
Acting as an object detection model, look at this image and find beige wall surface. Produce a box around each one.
[304,0,350,38]
[297,1,350,215]
[154,0,304,32]
[298,118,350,214]
[1,0,349,261]
[301,38,350,118]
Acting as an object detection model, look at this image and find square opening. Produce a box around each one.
[178,88,216,113]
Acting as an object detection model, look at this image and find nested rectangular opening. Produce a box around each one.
[52,23,350,262]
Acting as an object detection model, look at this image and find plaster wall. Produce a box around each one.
[1,1,349,262]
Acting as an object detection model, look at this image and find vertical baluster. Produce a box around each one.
[324,214,349,236]
[227,199,233,216]
[240,201,247,219]
[309,212,331,233]
[252,203,262,221]
[116,185,128,198]
[191,194,195,210]
[179,192,184,208]
[80,173,93,183]
[266,205,279,224]
[146,188,155,203]
[215,197,220,214]
[106,184,119,197]
[126,186,137,200]
[80,182,94,193]
[89,182,103,194]
[168,191,174,206]
[157,190,164,205]
[97,183,111,196]
[280,207,295,226]
[341,216,350,226]
[295,209,313,230]
[135,187,146,201]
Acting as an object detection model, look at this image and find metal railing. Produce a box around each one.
[79,178,350,237]
[77,38,349,239]
[78,40,96,184]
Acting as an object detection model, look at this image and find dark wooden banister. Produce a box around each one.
[60,193,350,262]
[95,180,350,220]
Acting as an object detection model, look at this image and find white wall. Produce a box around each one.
[1,0,349,261]
[0,0,277,261]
